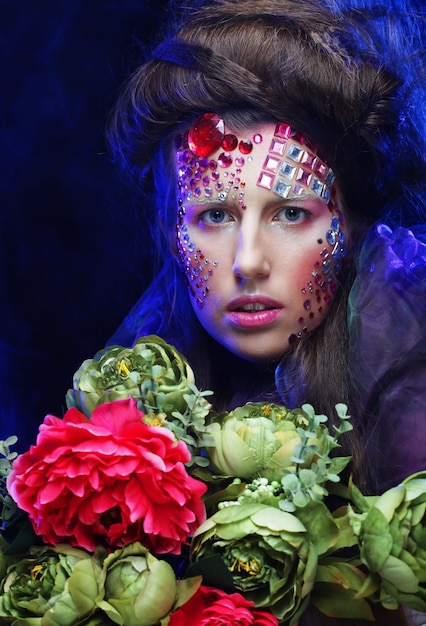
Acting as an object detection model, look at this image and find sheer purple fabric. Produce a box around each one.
[348,223,426,491]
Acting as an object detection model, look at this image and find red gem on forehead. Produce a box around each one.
[239,139,253,154]
[222,134,238,151]
[187,113,225,158]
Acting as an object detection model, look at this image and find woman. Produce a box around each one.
[107,0,426,623]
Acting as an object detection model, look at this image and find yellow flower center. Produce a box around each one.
[104,358,132,377]
[143,413,167,427]
[229,557,261,576]
[31,565,45,581]
[261,405,272,416]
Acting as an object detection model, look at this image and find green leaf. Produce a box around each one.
[361,507,393,571]
[373,485,405,522]
[251,506,306,533]
[295,502,339,555]
[379,554,419,593]
[311,581,374,621]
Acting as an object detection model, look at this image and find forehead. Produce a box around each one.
[175,115,335,205]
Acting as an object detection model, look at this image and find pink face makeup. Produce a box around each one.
[174,115,346,360]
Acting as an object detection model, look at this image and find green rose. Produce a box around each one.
[66,336,213,465]
[97,542,198,626]
[190,503,319,622]
[66,335,198,418]
[349,471,426,612]
[0,544,101,626]
[205,402,351,487]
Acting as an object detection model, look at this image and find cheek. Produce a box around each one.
[288,212,345,344]
[176,204,219,308]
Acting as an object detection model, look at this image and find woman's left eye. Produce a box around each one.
[274,207,308,223]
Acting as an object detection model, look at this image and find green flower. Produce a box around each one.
[190,503,319,622]
[349,471,426,612]
[97,542,199,626]
[66,335,196,417]
[205,402,351,495]
[0,544,101,625]
[65,335,213,465]
[0,437,19,533]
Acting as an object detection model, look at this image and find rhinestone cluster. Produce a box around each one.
[174,114,342,313]
[289,212,346,345]
[176,199,219,308]
[257,123,335,203]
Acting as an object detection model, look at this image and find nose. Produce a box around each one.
[232,221,271,280]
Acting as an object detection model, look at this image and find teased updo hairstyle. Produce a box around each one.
[108,0,426,233]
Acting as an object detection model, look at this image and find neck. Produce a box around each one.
[206,338,280,411]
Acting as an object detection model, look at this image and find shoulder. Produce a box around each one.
[348,223,426,490]
[349,223,426,339]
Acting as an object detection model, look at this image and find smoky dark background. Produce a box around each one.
[0,0,169,449]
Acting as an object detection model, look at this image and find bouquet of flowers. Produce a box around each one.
[0,335,425,626]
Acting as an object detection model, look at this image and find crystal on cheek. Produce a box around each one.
[289,211,345,346]
[175,199,219,308]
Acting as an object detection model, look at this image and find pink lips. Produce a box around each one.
[225,295,284,329]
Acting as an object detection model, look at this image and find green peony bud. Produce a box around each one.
[0,544,100,626]
[191,503,318,623]
[205,403,351,487]
[66,335,198,417]
[65,336,213,465]
[349,471,426,612]
[97,542,178,626]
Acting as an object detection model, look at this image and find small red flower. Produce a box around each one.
[168,585,279,626]
[8,398,206,553]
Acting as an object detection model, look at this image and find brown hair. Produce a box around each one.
[107,0,424,491]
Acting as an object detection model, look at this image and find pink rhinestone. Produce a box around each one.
[296,169,312,185]
[301,152,317,169]
[263,156,281,173]
[269,138,287,156]
[218,153,233,167]
[253,133,263,144]
[274,122,292,139]
[292,130,306,144]
[314,162,328,179]
[256,171,275,190]
[235,157,245,167]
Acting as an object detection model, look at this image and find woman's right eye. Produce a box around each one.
[199,208,232,225]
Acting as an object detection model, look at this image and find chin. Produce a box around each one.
[227,342,290,364]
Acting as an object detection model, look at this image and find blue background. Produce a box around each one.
[0,1,168,449]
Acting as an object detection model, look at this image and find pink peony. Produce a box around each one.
[8,398,206,553]
[168,585,279,626]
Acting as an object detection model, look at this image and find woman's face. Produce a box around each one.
[175,117,345,362]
